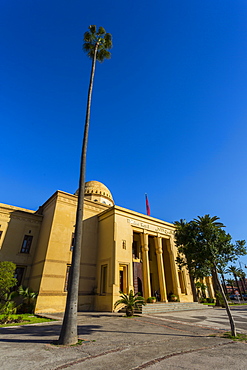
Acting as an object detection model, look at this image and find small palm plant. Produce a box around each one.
[18,286,38,313]
[114,290,145,317]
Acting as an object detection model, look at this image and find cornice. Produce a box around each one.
[98,205,175,230]
[0,203,36,214]
[10,215,42,224]
[0,206,42,223]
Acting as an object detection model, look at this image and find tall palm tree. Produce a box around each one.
[226,278,235,294]
[238,269,246,295]
[227,265,243,300]
[193,214,224,229]
[58,25,112,345]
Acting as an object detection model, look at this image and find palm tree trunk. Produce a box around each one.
[221,273,227,295]
[58,43,99,345]
[211,269,221,306]
[240,278,246,295]
[212,265,236,337]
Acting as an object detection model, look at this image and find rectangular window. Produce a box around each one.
[70,233,75,251]
[0,231,3,239]
[64,265,71,292]
[100,265,107,294]
[119,264,128,293]
[20,235,33,253]
[14,266,25,286]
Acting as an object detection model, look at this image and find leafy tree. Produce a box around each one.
[175,220,211,302]
[58,25,112,345]
[114,290,146,317]
[175,214,246,337]
[0,261,17,301]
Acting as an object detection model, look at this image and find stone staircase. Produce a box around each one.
[136,302,212,314]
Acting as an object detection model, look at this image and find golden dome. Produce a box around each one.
[75,180,114,206]
[85,180,113,199]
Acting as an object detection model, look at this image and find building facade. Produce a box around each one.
[0,181,212,313]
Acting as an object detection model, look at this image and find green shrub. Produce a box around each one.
[17,286,38,314]
[147,297,156,303]
[168,292,179,302]
[206,297,214,303]
[0,261,17,300]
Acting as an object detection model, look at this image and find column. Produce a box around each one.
[167,237,181,297]
[140,232,151,299]
[182,270,192,295]
[205,276,214,298]
[154,236,167,302]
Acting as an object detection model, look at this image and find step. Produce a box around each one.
[136,302,212,314]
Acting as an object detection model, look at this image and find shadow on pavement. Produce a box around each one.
[0,320,209,344]
[0,324,102,343]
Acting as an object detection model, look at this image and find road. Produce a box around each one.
[0,306,246,369]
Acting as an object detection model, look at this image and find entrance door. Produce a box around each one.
[119,265,128,293]
[119,270,124,292]
[133,262,143,296]
[137,277,143,296]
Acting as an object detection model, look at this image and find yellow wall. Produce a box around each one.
[0,203,42,287]
[0,187,194,313]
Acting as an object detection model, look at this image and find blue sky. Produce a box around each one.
[1,1,247,273]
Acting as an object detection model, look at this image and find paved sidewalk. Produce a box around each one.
[0,307,246,369]
[146,305,247,332]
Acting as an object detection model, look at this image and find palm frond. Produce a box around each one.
[89,25,96,34]
[114,290,145,312]
[84,31,93,42]
[97,49,111,62]
[97,26,106,35]
[82,25,112,62]
[104,33,113,49]
[82,43,94,52]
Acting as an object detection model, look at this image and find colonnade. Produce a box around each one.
[139,232,182,301]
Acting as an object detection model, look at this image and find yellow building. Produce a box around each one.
[0,180,200,313]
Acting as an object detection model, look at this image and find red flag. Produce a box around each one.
[145,194,151,216]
